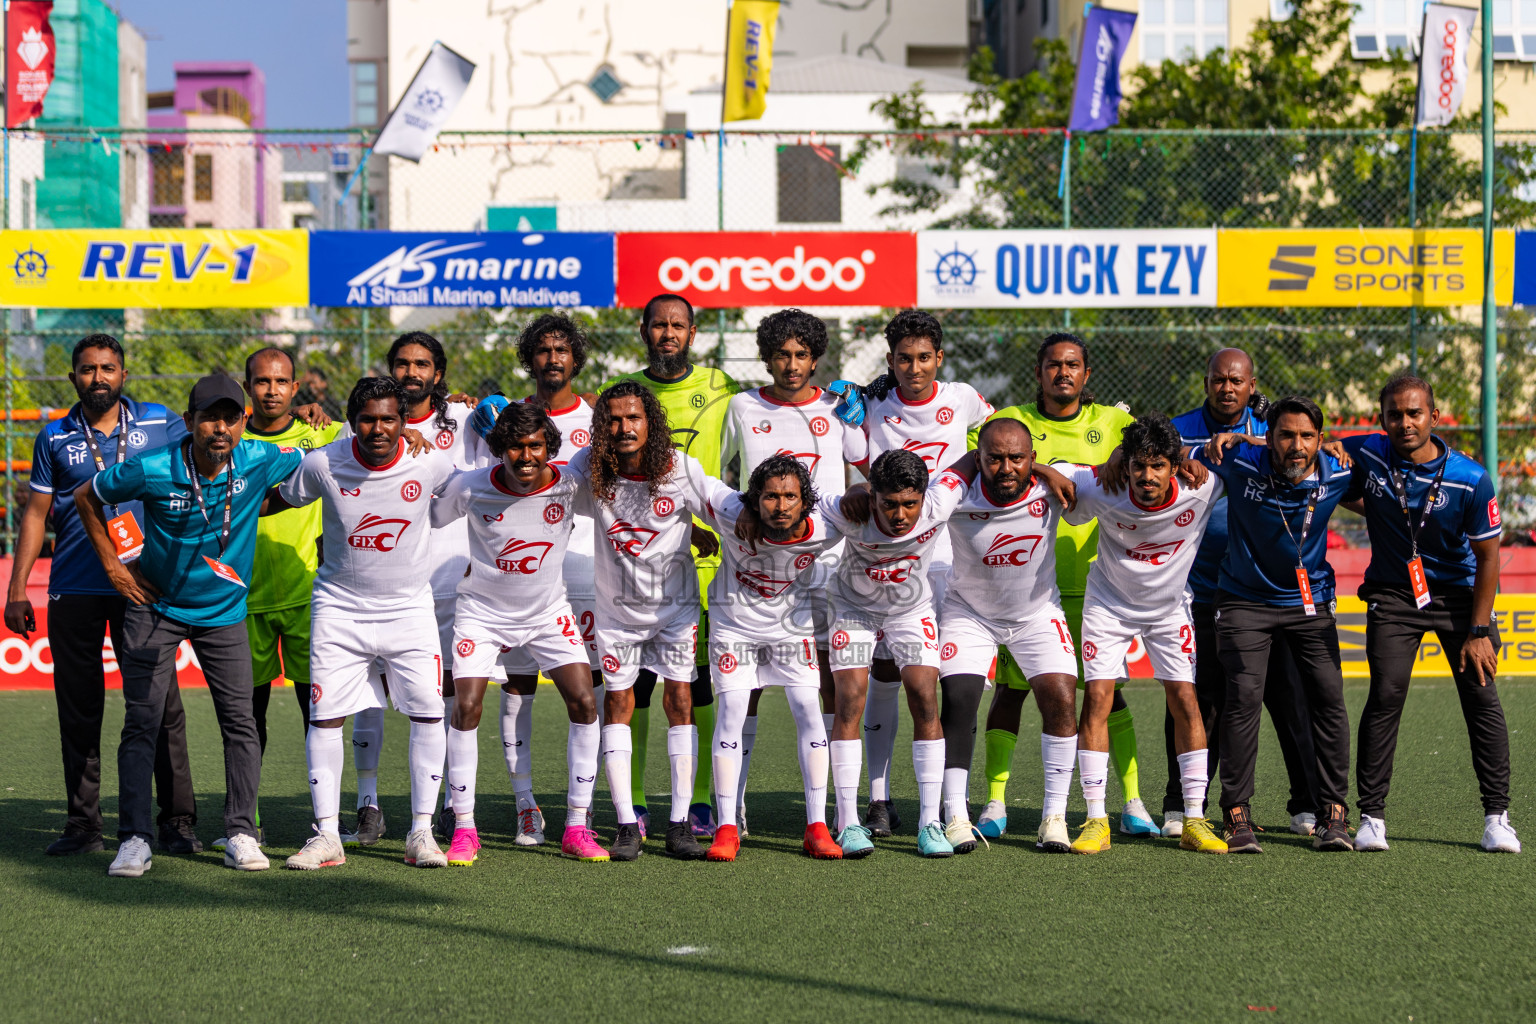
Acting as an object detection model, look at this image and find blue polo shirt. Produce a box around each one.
[1171,403,1266,604]
[28,398,186,596]
[93,439,304,628]
[1194,442,1353,607]
[1342,433,1500,590]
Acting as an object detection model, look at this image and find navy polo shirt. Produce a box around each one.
[1342,433,1500,590]
[1171,403,1266,604]
[1194,442,1352,607]
[28,398,186,596]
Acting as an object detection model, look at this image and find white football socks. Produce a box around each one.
[351,706,383,810]
[602,723,635,825]
[913,739,944,827]
[943,767,969,824]
[823,712,836,739]
[736,712,758,820]
[307,724,344,834]
[408,719,447,831]
[712,690,749,829]
[667,724,696,823]
[786,686,828,826]
[439,695,457,810]
[566,720,600,827]
[447,725,478,829]
[1177,749,1208,819]
[1041,733,1078,817]
[831,739,863,834]
[501,689,536,806]
[864,677,901,802]
[1078,748,1109,820]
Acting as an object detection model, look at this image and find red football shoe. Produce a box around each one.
[803,822,843,859]
[706,824,740,862]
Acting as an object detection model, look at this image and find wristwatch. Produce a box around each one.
[1470,624,1492,639]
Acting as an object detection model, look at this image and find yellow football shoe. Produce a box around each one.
[1179,817,1229,854]
[1071,817,1112,855]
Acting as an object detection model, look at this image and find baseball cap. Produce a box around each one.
[186,374,248,415]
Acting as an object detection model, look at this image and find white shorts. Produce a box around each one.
[594,605,698,691]
[452,595,588,679]
[310,610,444,720]
[938,599,1078,683]
[709,626,821,693]
[1080,595,1196,684]
[502,591,601,676]
[828,599,941,672]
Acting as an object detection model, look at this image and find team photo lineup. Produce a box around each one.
[18,290,1519,877]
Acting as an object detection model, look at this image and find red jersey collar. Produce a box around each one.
[895,382,938,406]
[757,386,822,408]
[492,462,561,496]
[1130,477,1179,513]
[763,516,815,545]
[352,437,405,471]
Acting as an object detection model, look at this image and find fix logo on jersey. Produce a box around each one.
[902,438,949,472]
[916,526,941,543]
[734,569,795,599]
[1126,539,1185,564]
[864,554,919,583]
[1175,508,1197,527]
[936,407,954,425]
[607,521,659,557]
[495,538,555,574]
[982,533,1044,567]
[810,416,830,436]
[778,449,821,476]
[401,480,423,502]
[544,503,566,524]
[348,514,414,551]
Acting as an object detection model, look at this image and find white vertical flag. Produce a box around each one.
[372,42,476,162]
[1416,4,1477,128]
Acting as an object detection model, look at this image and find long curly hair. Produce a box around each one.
[1033,332,1097,408]
[588,380,675,502]
[387,331,456,432]
[517,312,590,378]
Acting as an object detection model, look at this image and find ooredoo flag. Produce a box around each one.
[1416,4,1477,129]
[722,0,779,122]
[371,41,476,162]
[7,1,55,127]
[1068,6,1136,133]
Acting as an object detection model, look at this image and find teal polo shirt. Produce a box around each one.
[94,438,304,628]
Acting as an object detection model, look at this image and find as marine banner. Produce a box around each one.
[0,229,309,308]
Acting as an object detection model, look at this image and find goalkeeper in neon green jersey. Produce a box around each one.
[601,293,742,838]
[967,334,1159,839]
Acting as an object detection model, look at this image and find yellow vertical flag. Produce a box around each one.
[722,0,778,122]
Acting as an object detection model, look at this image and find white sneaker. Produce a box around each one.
[285,830,346,870]
[405,828,448,867]
[1290,812,1317,836]
[108,836,152,877]
[1482,812,1521,853]
[1161,812,1185,838]
[514,801,546,847]
[1035,814,1070,853]
[1355,815,1389,852]
[223,833,270,871]
[977,799,1008,838]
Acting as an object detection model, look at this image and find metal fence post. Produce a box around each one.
[1062,130,1073,330]
[3,311,12,553]
[1481,0,1499,486]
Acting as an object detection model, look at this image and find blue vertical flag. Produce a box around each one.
[1068,7,1137,132]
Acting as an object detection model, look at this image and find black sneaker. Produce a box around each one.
[158,816,203,855]
[344,805,386,847]
[611,822,643,862]
[865,799,901,838]
[1314,802,1355,852]
[46,829,104,856]
[434,805,455,843]
[1223,806,1263,854]
[665,820,706,860]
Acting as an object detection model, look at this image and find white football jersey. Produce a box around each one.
[702,492,842,638]
[861,380,993,476]
[721,386,865,498]
[279,438,455,616]
[1063,465,1224,617]
[538,396,597,582]
[408,406,492,598]
[943,472,1065,623]
[430,463,579,617]
[565,446,733,630]
[819,469,967,615]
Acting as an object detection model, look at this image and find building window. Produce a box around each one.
[151,146,185,206]
[352,61,379,126]
[777,144,842,224]
[1491,0,1536,61]
[587,64,624,103]
[149,213,185,227]
[1350,0,1417,58]
[283,180,310,202]
[1142,0,1227,62]
[193,154,213,202]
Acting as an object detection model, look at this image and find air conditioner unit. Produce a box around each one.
[1351,31,1385,58]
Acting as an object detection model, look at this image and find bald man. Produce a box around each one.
[1165,349,1320,838]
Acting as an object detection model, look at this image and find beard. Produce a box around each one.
[761,516,802,543]
[648,348,689,379]
[79,384,121,417]
[1279,456,1313,483]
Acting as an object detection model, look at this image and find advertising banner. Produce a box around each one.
[1068,6,1137,132]
[616,232,915,308]
[1217,228,1515,307]
[1511,230,1536,306]
[0,229,309,308]
[309,231,615,308]
[7,1,55,127]
[722,0,779,122]
[0,596,207,691]
[370,42,477,162]
[917,229,1216,308]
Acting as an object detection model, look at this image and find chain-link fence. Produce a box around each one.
[4,125,1536,547]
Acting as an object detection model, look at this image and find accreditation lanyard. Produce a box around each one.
[1389,453,1448,610]
[78,403,127,514]
[1272,478,1323,616]
[182,440,244,587]
[83,404,148,562]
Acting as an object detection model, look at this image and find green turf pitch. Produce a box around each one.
[1,680,1533,1023]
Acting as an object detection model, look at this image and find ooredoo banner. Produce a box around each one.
[918,229,1216,308]
[615,232,915,308]
[0,606,208,690]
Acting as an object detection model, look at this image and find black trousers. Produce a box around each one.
[1162,601,1320,816]
[1357,582,1511,817]
[50,594,196,834]
[1214,594,1352,812]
